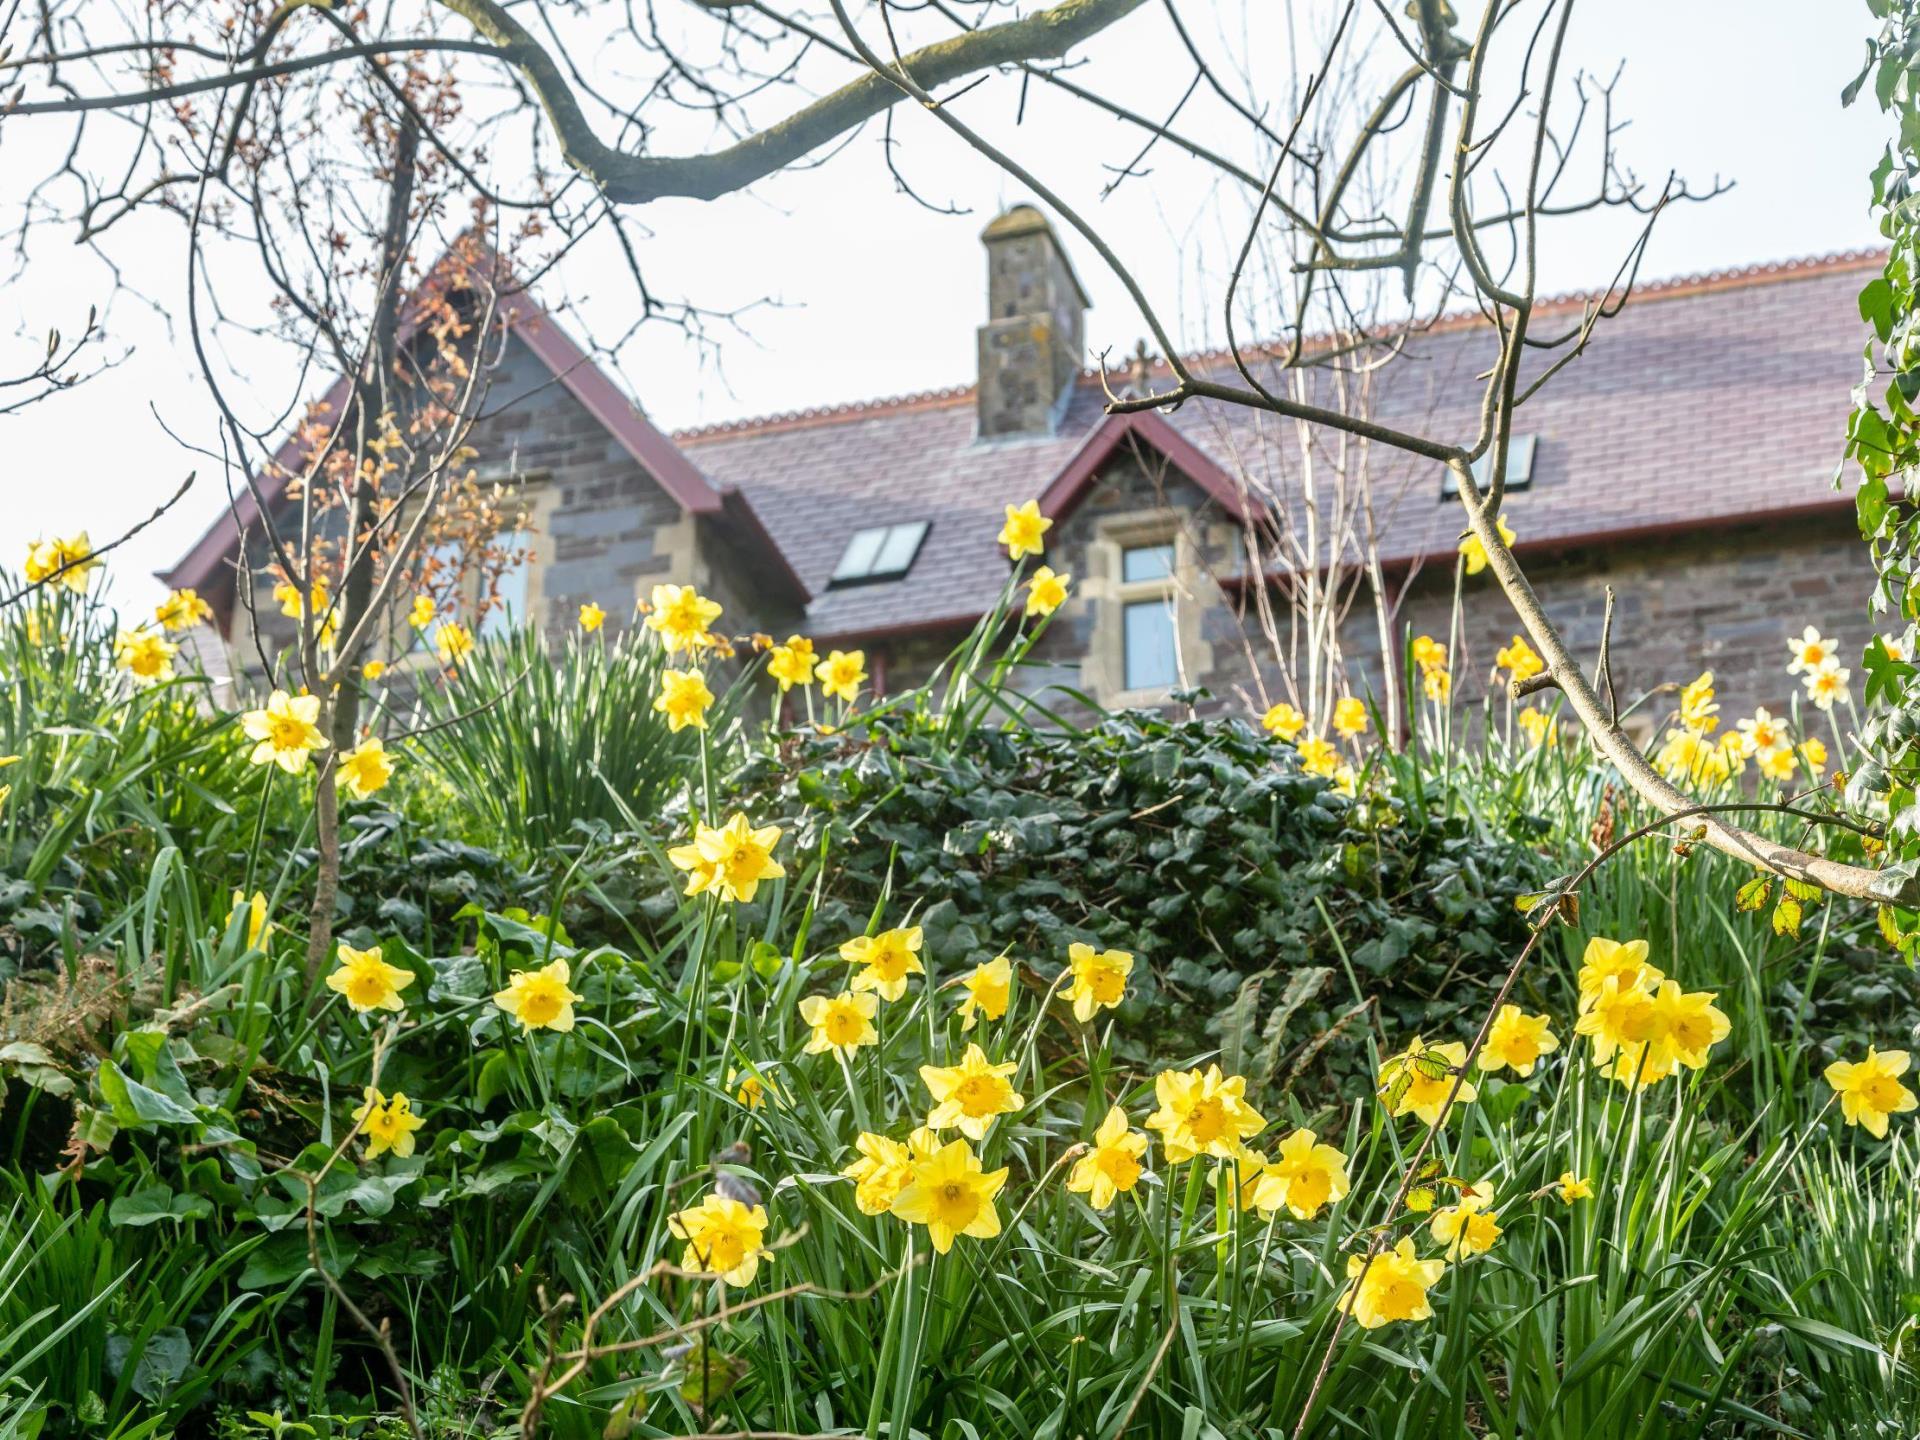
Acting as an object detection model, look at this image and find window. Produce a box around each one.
[831,521,930,585]
[481,527,533,638]
[1441,434,1536,499]
[1119,540,1180,692]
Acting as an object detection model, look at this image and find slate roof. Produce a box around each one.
[678,251,1881,643]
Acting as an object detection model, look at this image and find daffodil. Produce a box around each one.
[155,588,213,632]
[889,1137,1008,1253]
[408,594,436,628]
[115,628,177,685]
[921,1043,1023,1140]
[1423,667,1452,702]
[1144,1064,1265,1163]
[1516,705,1555,745]
[1428,1181,1500,1259]
[434,621,474,665]
[492,958,584,1032]
[669,1194,772,1287]
[1737,707,1790,758]
[1759,747,1796,782]
[1332,696,1367,739]
[654,668,715,732]
[1410,635,1447,673]
[1555,1171,1593,1203]
[1574,974,1661,1064]
[645,583,722,654]
[1297,734,1340,778]
[1799,736,1829,778]
[997,499,1051,560]
[353,1087,426,1159]
[1025,565,1070,617]
[1378,1036,1477,1125]
[578,601,606,633]
[667,813,785,903]
[1788,625,1837,675]
[1247,1127,1350,1219]
[324,943,414,1013]
[1337,1238,1445,1328]
[1477,1004,1559,1077]
[957,954,1012,1031]
[1602,1040,1678,1091]
[1881,632,1910,663]
[1061,942,1132,1022]
[1459,513,1515,576]
[842,1131,917,1215]
[1496,634,1543,683]
[361,659,387,681]
[1805,661,1850,712]
[731,1068,772,1109]
[274,580,334,642]
[767,635,816,691]
[1261,702,1305,740]
[1678,671,1719,735]
[240,690,328,773]
[840,926,924,1002]
[1656,729,1729,785]
[337,737,395,800]
[23,533,98,591]
[1824,1047,1918,1138]
[1644,980,1730,1071]
[1067,1105,1148,1210]
[229,889,270,949]
[815,649,867,704]
[799,991,879,1058]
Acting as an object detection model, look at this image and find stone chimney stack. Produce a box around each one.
[976,205,1089,439]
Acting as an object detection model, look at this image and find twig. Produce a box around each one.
[0,472,194,610]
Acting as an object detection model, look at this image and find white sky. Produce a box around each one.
[0,0,1887,616]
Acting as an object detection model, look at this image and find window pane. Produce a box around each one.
[482,532,531,638]
[870,521,930,577]
[1122,542,1176,583]
[1123,598,1178,691]
[832,527,888,582]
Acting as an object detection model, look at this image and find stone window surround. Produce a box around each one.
[1079,506,1217,709]
[386,468,558,669]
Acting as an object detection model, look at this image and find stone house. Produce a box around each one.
[163,209,1884,738]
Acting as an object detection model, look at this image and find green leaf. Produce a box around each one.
[97,1059,198,1129]
[1735,876,1772,913]
[1772,894,1804,939]
[108,1184,214,1228]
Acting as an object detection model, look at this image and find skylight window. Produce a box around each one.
[1441,434,1536,499]
[830,521,931,586]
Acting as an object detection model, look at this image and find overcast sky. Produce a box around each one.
[0,0,1887,615]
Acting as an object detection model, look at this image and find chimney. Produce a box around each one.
[976,205,1089,439]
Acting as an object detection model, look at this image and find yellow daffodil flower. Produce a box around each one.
[767,635,816,691]
[669,1193,772,1287]
[957,954,1012,1031]
[579,601,606,633]
[1338,1238,1445,1328]
[337,736,395,800]
[1458,513,1515,576]
[1787,625,1837,675]
[1678,672,1719,735]
[1261,702,1305,740]
[324,943,414,1013]
[1332,696,1368,739]
[1248,1127,1351,1219]
[115,628,178,685]
[493,958,584,1032]
[1378,1036,1477,1126]
[434,621,474,666]
[1736,707,1790,758]
[229,889,271,949]
[1495,634,1543,683]
[1805,661,1850,711]
[1297,734,1340,778]
[997,499,1052,560]
[840,925,924,1002]
[654,668,715,732]
[1516,705,1556,745]
[24,533,98,591]
[155,588,213,632]
[408,594,436,629]
[1067,1105,1147,1210]
[1061,941,1132,1022]
[815,649,867,704]
[842,1131,917,1215]
[889,1137,1008,1253]
[361,659,387,681]
[920,1043,1023,1140]
[1824,1047,1918,1139]
[353,1087,425,1159]
[1025,565,1071,617]
[1555,1171,1593,1204]
[667,813,786,903]
[1429,1181,1500,1259]
[1144,1063,1265,1163]
[240,690,328,773]
[645,583,722,655]
[1410,635,1447,673]
[1476,1004,1559,1077]
[799,991,879,1058]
